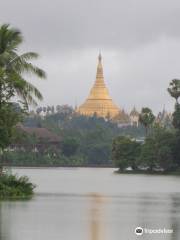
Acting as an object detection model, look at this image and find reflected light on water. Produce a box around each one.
[1,168,180,240]
[89,193,106,240]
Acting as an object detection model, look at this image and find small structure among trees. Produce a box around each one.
[10,125,61,153]
[129,107,139,127]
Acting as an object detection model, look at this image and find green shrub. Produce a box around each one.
[0,174,35,199]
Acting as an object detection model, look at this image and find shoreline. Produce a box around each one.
[115,169,180,176]
[2,164,114,168]
[3,166,180,176]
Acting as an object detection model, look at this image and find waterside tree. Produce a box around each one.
[167,79,180,104]
[139,107,155,136]
[0,23,46,165]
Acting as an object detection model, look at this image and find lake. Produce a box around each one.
[0,167,180,240]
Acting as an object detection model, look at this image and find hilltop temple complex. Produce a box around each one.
[32,54,172,128]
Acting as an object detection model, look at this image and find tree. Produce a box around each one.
[112,136,141,171]
[0,23,46,153]
[139,138,156,171]
[0,24,46,107]
[172,131,180,167]
[139,107,155,136]
[167,79,180,103]
[139,128,175,171]
[62,137,79,157]
[0,104,22,149]
[172,103,180,130]
[157,146,173,171]
[168,80,180,168]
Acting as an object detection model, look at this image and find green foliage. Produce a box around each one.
[0,23,45,153]
[0,24,46,107]
[17,113,145,166]
[82,143,111,165]
[62,137,79,157]
[139,128,175,171]
[168,81,180,169]
[157,146,173,171]
[139,138,157,170]
[2,150,85,167]
[139,107,155,135]
[172,130,180,167]
[0,103,22,149]
[172,103,180,129]
[0,173,35,199]
[0,24,44,198]
[167,79,180,103]
[112,136,141,171]
[112,127,176,172]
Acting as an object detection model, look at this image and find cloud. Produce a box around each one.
[1,0,180,51]
[1,0,180,113]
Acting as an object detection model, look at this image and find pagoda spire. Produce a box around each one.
[98,52,102,62]
[76,53,120,118]
[95,53,105,86]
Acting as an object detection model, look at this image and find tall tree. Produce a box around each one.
[0,24,46,153]
[139,107,155,136]
[172,103,180,130]
[167,79,180,104]
[167,80,180,130]
[0,24,46,108]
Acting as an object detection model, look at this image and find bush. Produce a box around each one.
[139,128,175,171]
[0,173,35,199]
[112,136,141,171]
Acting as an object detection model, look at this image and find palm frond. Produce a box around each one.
[0,24,46,108]
[20,62,46,78]
[24,81,43,101]
[9,52,39,65]
[0,24,22,54]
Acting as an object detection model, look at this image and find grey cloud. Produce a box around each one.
[0,0,180,113]
[1,0,180,51]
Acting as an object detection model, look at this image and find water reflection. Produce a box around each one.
[89,193,105,240]
[0,202,11,240]
[135,193,180,240]
[170,194,180,240]
[0,168,180,240]
[0,203,2,240]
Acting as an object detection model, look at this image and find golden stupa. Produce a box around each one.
[77,54,120,118]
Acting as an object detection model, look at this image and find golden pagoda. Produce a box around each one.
[77,54,120,118]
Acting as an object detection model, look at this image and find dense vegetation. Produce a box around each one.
[0,24,46,198]
[0,173,35,199]
[2,113,145,166]
[113,79,180,173]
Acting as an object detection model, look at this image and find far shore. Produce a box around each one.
[115,169,180,176]
[3,165,180,175]
[3,164,180,176]
[2,164,115,169]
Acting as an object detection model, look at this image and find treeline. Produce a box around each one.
[3,114,145,166]
[113,79,180,173]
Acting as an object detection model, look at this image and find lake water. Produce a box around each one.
[1,168,180,240]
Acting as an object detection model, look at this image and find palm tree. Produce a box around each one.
[0,24,46,108]
[139,107,155,136]
[167,79,180,104]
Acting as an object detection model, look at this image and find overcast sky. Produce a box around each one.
[1,0,180,113]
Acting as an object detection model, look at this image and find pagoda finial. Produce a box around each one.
[96,52,104,83]
[98,52,102,62]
